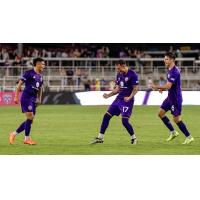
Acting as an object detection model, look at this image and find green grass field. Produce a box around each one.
[0,105,199,155]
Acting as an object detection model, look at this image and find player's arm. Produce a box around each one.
[36,87,43,106]
[14,80,24,104]
[103,85,120,99]
[151,82,172,90]
[124,85,139,102]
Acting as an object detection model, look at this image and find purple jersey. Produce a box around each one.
[20,69,43,102]
[167,65,182,104]
[115,69,139,100]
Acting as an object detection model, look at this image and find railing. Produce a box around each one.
[0,57,200,91]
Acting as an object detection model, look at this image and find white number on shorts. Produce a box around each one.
[171,105,175,112]
[123,107,129,113]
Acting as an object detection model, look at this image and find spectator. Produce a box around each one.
[109,80,115,90]
[2,48,9,60]
[75,68,82,86]
[95,78,101,91]
[100,78,106,91]
[61,50,68,58]
[91,79,96,91]
[60,67,67,88]
[83,78,91,91]
[159,76,166,86]
[66,68,74,85]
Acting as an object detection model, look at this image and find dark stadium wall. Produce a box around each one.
[42,92,80,105]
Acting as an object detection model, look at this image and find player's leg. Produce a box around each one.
[120,100,137,144]
[159,99,178,141]
[23,102,37,145]
[121,117,137,144]
[91,101,120,144]
[9,121,26,144]
[91,112,113,144]
[173,115,194,144]
[99,112,113,139]
[9,100,34,144]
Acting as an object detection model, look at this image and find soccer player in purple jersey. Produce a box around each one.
[91,60,139,144]
[151,52,194,144]
[9,58,45,145]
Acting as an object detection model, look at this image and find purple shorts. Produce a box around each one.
[107,98,134,118]
[20,98,36,115]
[160,98,182,116]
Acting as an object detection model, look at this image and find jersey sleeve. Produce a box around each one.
[115,74,120,86]
[167,72,178,84]
[20,71,30,83]
[130,71,139,85]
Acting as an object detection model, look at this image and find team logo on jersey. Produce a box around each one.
[2,94,12,104]
[36,82,40,88]
[33,76,35,79]
[125,77,129,82]
[28,105,32,111]
[120,81,124,87]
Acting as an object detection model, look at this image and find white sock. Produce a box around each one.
[13,131,18,136]
[170,131,175,134]
[25,136,30,140]
[98,133,104,140]
[131,135,136,139]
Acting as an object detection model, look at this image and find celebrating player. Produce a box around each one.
[151,52,194,144]
[91,60,139,144]
[9,58,45,145]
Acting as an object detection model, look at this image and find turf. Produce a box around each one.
[0,105,199,155]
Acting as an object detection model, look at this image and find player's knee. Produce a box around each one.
[26,113,34,120]
[158,112,164,118]
[173,117,181,124]
[105,112,112,119]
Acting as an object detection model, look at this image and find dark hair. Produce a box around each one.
[33,57,45,66]
[116,59,126,66]
[165,52,176,60]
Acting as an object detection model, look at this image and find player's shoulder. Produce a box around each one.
[172,66,181,75]
[24,69,34,75]
[128,69,137,76]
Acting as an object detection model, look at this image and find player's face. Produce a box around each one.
[116,64,125,73]
[37,61,45,73]
[164,56,173,68]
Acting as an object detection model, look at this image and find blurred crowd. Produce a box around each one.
[59,67,115,91]
[0,44,154,62]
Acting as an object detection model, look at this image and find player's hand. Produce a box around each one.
[36,98,41,107]
[14,96,19,104]
[124,96,131,102]
[149,83,156,89]
[158,89,163,94]
[103,93,110,99]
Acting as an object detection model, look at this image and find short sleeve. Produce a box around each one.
[115,74,120,85]
[167,72,178,84]
[20,71,30,83]
[130,71,139,85]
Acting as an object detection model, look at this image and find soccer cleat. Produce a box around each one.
[24,138,37,145]
[9,132,16,145]
[90,137,104,144]
[131,138,138,145]
[166,131,179,141]
[182,136,194,145]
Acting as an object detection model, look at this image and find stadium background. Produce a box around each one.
[0,43,200,154]
[0,43,200,105]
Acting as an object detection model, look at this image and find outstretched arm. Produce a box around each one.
[151,82,172,90]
